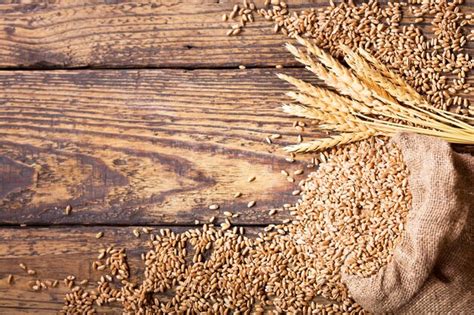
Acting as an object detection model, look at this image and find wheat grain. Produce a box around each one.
[133,229,140,238]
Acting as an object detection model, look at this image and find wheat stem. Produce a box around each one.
[426,107,474,131]
[436,109,474,121]
[358,114,474,143]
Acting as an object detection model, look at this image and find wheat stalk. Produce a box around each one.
[280,38,474,153]
[288,38,449,131]
[360,115,474,143]
[304,36,473,135]
[341,44,474,135]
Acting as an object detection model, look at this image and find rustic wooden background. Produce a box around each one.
[0,0,472,313]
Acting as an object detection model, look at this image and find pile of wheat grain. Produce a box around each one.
[287,137,410,279]
[225,0,472,114]
[60,137,409,314]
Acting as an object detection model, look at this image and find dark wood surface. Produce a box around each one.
[0,0,472,313]
[0,68,323,226]
[0,0,308,69]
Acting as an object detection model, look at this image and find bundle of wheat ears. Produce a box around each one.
[279,36,474,153]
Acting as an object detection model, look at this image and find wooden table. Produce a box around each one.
[0,1,472,313]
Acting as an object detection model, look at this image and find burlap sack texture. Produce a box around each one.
[343,133,474,314]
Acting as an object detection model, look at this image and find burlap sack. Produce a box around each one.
[342,133,474,314]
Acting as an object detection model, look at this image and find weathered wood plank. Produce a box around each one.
[0,226,261,314]
[0,68,325,225]
[0,0,306,69]
[0,0,471,69]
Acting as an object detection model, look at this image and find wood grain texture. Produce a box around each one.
[0,226,261,314]
[0,68,325,226]
[0,0,472,69]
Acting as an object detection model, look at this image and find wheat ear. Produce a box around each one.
[285,43,380,110]
[287,39,424,124]
[357,47,426,107]
[277,73,372,114]
[281,39,474,152]
[282,104,365,132]
[284,131,375,153]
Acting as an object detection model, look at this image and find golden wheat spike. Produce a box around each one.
[282,104,365,132]
[284,131,375,153]
[339,44,402,106]
[357,46,474,133]
[286,41,410,121]
[277,73,372,115]
[285,44,453,132]
[294,37,378,105]
[357,47,426,107]
[284,93,368,132]
[293,38,457,131]
[285,43,361,100]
